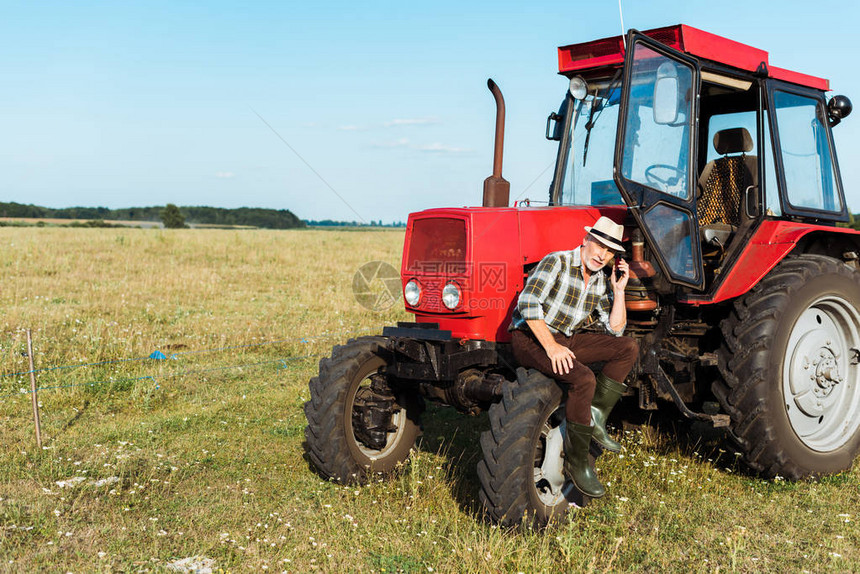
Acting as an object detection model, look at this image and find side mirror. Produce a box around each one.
[545,95,570,141]
[828,95,853,127]
[545,111,564,141]
[653,62,680,125]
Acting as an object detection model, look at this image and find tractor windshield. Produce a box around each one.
[558,79,624,206]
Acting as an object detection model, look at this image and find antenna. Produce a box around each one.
[618,0,627,50]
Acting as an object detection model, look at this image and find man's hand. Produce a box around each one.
[526,319,577,375]
[546,341,576,375]
[608,257,629,333]
[611,257,630,293]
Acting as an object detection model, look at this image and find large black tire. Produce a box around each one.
[304,337,423,483]
[715,254,860,479]
[478,368,588,527]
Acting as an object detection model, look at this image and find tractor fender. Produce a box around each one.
[681,220,860,305]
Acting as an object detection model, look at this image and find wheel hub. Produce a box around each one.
[532,413,574,508]
[812,350,841,394]
[534,424,566,503]
[791,328,845,417]
[784,295,860,451]
[352,374,403,454]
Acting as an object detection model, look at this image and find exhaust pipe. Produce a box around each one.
[482,79,510,208]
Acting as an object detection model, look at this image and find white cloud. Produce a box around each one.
[215,172,235,179]
[340,119,436,131]
[371,138,470,154]
[373,138,411,149]
[414,142,470,154]
[337,118,438,134]
[384,118,439,127]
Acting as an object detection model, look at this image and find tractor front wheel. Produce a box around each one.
[304,337,423,483]
[478,368,589,527]
[715,255,860,478]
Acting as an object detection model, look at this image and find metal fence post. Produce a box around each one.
[26,329,42,450]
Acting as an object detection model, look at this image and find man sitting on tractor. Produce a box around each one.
[509,216,638,498]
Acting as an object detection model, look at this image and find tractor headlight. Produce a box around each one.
[404,280,421,306]
[442,282,461,310]
[568,76,588,100]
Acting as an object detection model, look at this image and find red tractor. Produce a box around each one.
[304,25,860,526]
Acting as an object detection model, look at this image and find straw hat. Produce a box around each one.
[584,216,624,252]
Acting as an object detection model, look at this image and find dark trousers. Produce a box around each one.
[511,329,639,425]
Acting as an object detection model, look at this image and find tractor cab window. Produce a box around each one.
[708,106,781,217]
[697,83,760,260]
[615,36,702,288]
[558,79,624,206]
[705,111,756,163]
[772,91,842,213]
[699,110,758,229]
[620,47,693,199]
[763,113,782,216]
[694,76,783,284]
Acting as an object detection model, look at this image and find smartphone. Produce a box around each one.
[614,259,626,281]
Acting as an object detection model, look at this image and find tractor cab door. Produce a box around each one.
[614,31,704,290]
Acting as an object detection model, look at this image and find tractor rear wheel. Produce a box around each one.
[478,368,589,527]
[304,337,423,483]
[715,254,860,478]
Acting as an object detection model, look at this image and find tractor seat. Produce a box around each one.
[697,127,758,255]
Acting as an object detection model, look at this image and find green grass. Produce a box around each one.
[0,227,858,572]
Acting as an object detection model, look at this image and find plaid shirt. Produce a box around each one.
[510,246,623,337]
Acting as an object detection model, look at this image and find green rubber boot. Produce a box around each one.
[563,421,605,498]
[591,373,627,453]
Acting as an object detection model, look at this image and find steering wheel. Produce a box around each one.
[644,164,684,189]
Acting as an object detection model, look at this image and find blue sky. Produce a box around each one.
[2,1,858,223]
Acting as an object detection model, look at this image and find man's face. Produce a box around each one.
[581,236,614,273]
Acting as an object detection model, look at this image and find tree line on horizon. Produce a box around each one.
[0,201,410,229]
[304,219,406,228]
[0,202,305,230]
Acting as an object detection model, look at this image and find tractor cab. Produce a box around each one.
[549,25,852,295]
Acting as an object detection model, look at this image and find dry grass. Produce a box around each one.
[0,227,858,572]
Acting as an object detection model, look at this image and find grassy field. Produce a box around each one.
[0,227,857,572]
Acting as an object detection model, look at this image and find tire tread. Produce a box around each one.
[713,254,859,479]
